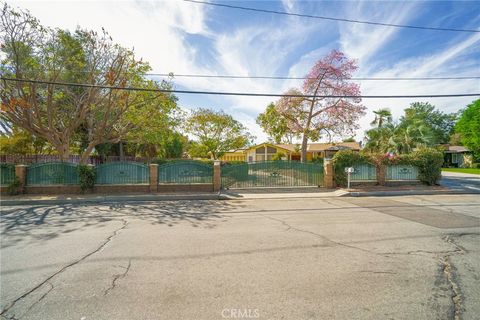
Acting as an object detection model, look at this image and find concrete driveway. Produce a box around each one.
[441,171,480,192]
[1,195,479,320]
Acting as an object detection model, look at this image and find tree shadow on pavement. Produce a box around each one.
[0,200,241,247]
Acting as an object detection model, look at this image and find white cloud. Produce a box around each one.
[281,0,296,13]
[338,1,417,71]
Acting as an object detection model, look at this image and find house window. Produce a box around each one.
[254,145,278,162]
[256,155,265,162]
[452,153,459,164]
[256,147,265,154]
[267,146,277,153]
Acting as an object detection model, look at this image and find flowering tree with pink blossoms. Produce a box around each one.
[275,50,366,162]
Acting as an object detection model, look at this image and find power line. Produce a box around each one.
[16,69,480,80]
[2,77,479,99]
[184,0,480,33]
[149,73,480,81]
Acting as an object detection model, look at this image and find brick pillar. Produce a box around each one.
[213,161,221,192]
[15,164,27,194]
[377,165,386,186]
[323,159,334,189]
[149,164,158,193]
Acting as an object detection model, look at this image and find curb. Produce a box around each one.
[2,189,478,206]
[1,193,226,206]
[341,189,480,197]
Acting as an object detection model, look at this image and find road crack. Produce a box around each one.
[434,234,468,320]
[257,212,379,255]
[441,256,463,320]
[104,259,132,296]
[0,219,128,317]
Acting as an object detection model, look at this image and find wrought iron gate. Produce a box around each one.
[221,161,323,189]
[158,161,213,184]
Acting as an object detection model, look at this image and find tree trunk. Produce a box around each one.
[301,132,308,162]
[56,143,70,162]
[80,142,96,165]
[119,142,124,161]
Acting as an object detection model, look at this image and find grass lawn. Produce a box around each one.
[442,168,480,175]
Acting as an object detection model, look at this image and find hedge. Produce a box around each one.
[332,148,444,186]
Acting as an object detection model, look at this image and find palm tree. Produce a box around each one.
[370,108,393,128]
[364,123,395,153]
[389,122,433,154]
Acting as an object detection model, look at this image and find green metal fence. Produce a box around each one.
[387,165,419,181]
[26,162,79,185]
[222,161,324,189]
[158,161,213,184]
[351,164,377,181]
[96,162,149,184]
[0,163,16,185]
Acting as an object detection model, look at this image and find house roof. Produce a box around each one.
[224,142,362,155]
[445,145,470,153]
[307,142,361,152]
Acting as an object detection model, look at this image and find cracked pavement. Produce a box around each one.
[0,195,479,319]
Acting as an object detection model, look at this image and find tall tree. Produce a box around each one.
[370,108,392,128]
[0,127,49,155]
[275,50,365,161]
[123,80,183,159]
[399,102,455,144]
[256,102,297,143]
[364,121,432,154]
[185,108,254,160]
[455,99,480,160]
[0,4,171,163]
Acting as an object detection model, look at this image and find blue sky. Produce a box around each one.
[12,0,480,142]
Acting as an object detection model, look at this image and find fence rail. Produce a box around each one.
[0,163,16,186]
[0,154,149,165]
[95,162,149,184]
[351,164,377,181]
[26,162,79,185]
[387,165,419,181]
[158,161,213,184]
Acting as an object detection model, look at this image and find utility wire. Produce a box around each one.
[18,70,480,80]
[184,0,480,33]
[149,73,480,81]
[2,77,479,99]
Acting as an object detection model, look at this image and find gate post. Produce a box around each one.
[149,163,158,193]
[323,159,334,189]
[213,161,221,192]
[15,164,27,194]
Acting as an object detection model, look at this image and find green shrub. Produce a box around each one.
[332,148,443,186]
[6,176,22,196]
[410,148,444,185]
[311,157,324,165]
[78,165,96,193]
[472,163,480,169]
[272,152,286,161]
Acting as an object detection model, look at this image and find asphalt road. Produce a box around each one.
[1,195,479,320]
[440,171,480,193]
